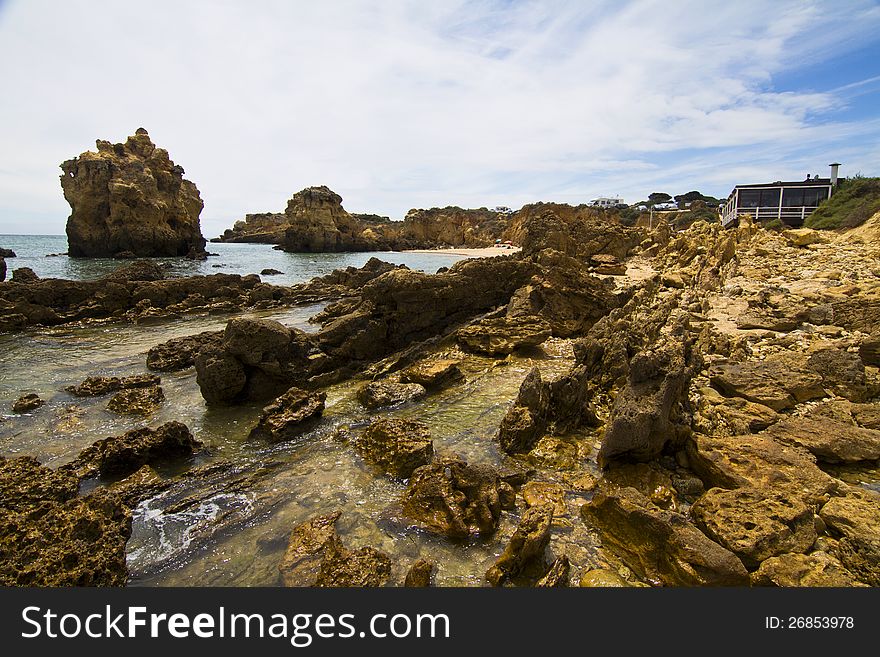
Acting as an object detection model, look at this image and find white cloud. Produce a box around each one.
[0,0,878,236]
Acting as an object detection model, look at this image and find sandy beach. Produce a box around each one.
[402,245,522,258]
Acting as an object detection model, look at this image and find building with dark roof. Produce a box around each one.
[721,163,841,227]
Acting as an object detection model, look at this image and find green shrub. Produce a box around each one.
[764,218,784,231]
[805,175,880,230]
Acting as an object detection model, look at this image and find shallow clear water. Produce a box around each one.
[0,234,471,286]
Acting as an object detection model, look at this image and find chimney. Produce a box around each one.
[829,162,841,186]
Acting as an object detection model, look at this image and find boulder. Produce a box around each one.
[578,569,633,587]
[709,353,826,411]
[399,358,463,388]
[806,348,867,402]
[498,368,550,454]
[859,332,880,367]
[400,457,514,538]
[356,418,434,479]
[0,248,15,257]
[356,381,427,409]
[580,484,749,586]
[249,387,326,441]
[686,432,839,506]
[763,416,880,463]
[61,128,206,258]
[260,268,283,276]
[751,552,863,587]
[11,267,39,284]
[278,510,391,587]
[456,316,552,356]
[12,393,44,413]
[404,559,435,587]
[690,487,816,569]
[486,504,554,586]
[782,228,827,247]
[106,385,165,415]
[819,489,880,586]
[0,456,130,586]
[146,331,223,372]
[194,350,248,404]
[64,421,202,479]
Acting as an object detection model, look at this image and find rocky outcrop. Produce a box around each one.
[0,456,131,586]
[580,484,749,586]
[278,511,391,587]
[146,331,224,371]
[62,128,206,258]
[248,387,326,441]
[106,385,165,415]
[486,503,554,586]
[63,421,202,479]
[400,457,515,538]
[356,418,434,478]
[399,358,463,388]
[709,353,826,412]
[457,315,552,355]
[0,257,5,282]
[66,373,161,397]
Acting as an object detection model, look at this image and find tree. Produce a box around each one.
[648,192,672,204]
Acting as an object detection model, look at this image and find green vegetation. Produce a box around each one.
[804,175,880,230]
[674,190,723,207]
[764,218,784,231]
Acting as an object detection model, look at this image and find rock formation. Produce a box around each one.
[61,128,206,258]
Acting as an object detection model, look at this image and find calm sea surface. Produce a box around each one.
[0,234,470,284]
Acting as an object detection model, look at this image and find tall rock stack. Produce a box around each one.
[61,128,206,258]
[280,186,362,252]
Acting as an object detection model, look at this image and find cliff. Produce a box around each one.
[62,128,206,258]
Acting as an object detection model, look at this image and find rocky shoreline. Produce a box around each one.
[2,207,879,588]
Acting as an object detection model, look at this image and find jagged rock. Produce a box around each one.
[521,481,566,516]
[356,381,426,409]
[527,437,579,470]
[147,331,223,371]
[590,254,626,275]
[860,332,880,367]
[535,555,570,587]
[486,504,554,586]
[819,488,880,586]
[0,248,15,257]
[751,552,863,587]
[249,387,326,441]
[602,462,677,511]
[599,330,696,465]
[104,259,165,282]
[686,432,839,506]
[0,257,5,282]
[194,350,248,404]
[11,267,39,284]
[709,352,826,411]
[400,457,514,538]
[279,186,375,252]
[399,358,463,388]
[806,348,867,402]
[355,418,434,478]
[404,559,435,587]
[457,315,552,356]
[498,368,549,454]
[763,416,880,463]
[260,268,283,276]
[0,456,130,586]
[580,484,749,586]
[12,393,44,413]
[106,385,164,415]
[64,421,202,479]
[278,511,391,587]
[690,487,816,569]
[693,386,780,436]
[66,373,161,397]
[61,128,206,257]
[782,228,827,247]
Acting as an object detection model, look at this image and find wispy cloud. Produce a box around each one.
[0,0,878,235]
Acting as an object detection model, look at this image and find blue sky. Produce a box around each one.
[1,0,879,237]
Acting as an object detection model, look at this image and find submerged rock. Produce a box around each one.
[61,128,206,258]
[65,373,161,397]
[260,268,283,276]
[401,457,514,538]
[356,418,434,478]
[12,393,44,413]
[0,456,130,586]
[404,558,435,587]
[278,510,391,587]
[486,503,554,586]
[249,387,326,441]
[356,381,427,409]
[64,421,202,479]
[399,358,464,388]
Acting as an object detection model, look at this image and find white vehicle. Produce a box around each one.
[653,201,678,211]
[589,197,625,208]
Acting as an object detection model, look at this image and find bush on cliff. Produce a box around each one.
[805,175,880,230]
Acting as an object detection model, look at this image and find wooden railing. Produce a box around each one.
[722,205,820,228]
